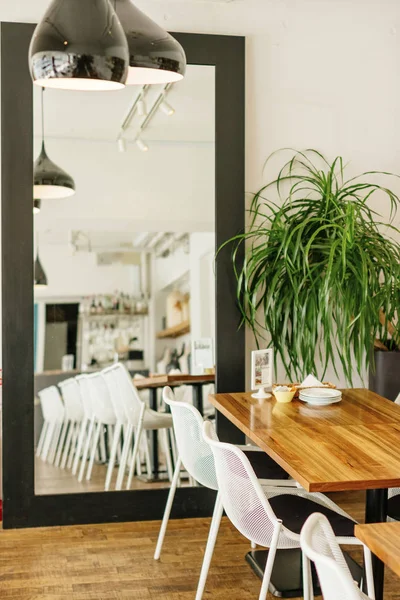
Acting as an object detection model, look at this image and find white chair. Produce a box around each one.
[202,420,374,600]
[102,363,174,490]
[57,378,85,469]
[387,394,400,520]
[73,374,96,477]
[77,372,117,483]
[301,513,374,600]
[37,386,65,464]
[154,387,296,600]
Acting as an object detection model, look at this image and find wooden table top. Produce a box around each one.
[134,374,215,390]
[209,389,400,493]
[355,522,400,577]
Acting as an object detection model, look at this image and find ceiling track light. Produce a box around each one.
[114,0,186,85]
[159,98,175,116]
[34,88,76,199]
[136,138,149,152]
[118,138,127,153]
[29,0,129,91]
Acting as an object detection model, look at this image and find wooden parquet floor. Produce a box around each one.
[0,492,399,599]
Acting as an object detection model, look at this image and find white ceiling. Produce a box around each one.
[33,65,215,145]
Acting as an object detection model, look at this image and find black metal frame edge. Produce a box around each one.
[1,24,245,529]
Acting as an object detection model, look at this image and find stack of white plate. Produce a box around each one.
[298,387,342,406]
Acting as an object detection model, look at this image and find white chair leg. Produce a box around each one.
[363,545,375,600]
[126,423,144,490]
[302,551,313,600]
[195,492,224,600]
[144,433,152,477]
[258,522,281,600]
[67,422,79,469]
[54,420,68,467]
[169,429,178,465]
[61,421,74,469]
[86,421,102,481]
[72,417,88,476]
[105,421,122,491]
[160,429,173,482]
[99,426,106,463]
[78,416,95,482]
[116,422,133,491]
[154,456,182,560]
[48,421,62,464]
[41,421,55,461]
[36,421,48,457]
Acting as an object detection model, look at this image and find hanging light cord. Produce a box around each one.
[41,87,45,147]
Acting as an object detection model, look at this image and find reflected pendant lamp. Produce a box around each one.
[29,0,129,91]
[114,0,186,85]
[33,198,41,214]
[34,88,76,199]
[34,253,48,288]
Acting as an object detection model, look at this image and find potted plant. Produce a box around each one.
[222,149,400,393]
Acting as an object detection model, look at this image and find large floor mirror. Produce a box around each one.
[1,24,245,528]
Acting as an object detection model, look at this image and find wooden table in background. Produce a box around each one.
[135,374,215,481]
[209,389,400,600]
[356,522,400,579]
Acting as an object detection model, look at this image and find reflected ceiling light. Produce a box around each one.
[136,138,149,152]
[118,138,127,153]
[159,99,175,116]
[29,0,129,91]
[137,98,147,117]
[33,199,41,214]
[34,237,48,288]
[34,88,76,199]
[114,0,186,85]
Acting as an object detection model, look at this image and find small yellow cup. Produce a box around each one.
[273,390,296,404]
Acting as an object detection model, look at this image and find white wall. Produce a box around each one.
[3,0,400,385]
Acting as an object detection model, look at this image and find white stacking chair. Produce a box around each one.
[154,387,296,600]
[102,363,174,490]
[57,378,85,469]
[37,386,65,464]
[77,372,117,483]
[73,374,96,477]
[202,420,374,600]
[301,513,375,600]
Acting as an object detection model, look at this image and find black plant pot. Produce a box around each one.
[369,350,400,401]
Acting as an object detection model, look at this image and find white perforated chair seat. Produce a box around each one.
[143,409,173,430]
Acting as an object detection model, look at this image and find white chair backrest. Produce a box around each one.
[395,392,400,405]
[163,386,218,490]
[300,513,363,600]
[58,378,84,421]
[102,363,144,425]
[85,372,116,425]
[202,420,280,547]
[75,374,94,419]
[38,386,65,422]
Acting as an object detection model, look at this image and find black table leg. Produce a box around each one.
[364,488,388,600]
[149,388,159,478]
[192,384,204,415]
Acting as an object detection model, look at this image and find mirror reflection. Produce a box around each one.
[33,65,216,495]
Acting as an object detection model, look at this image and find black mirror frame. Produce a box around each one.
[1,23,245,529]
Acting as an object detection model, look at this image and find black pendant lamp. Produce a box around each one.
[34,244,48,288]
[114,0,186,85]
[29,0,129,91]
[33,199,41,214]
[34,88,76,199]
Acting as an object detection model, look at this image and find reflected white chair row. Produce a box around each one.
[36,363,174,490]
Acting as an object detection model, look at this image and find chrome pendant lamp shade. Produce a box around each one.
[115,0,186,85]
[34,142,76,199]
[34,254,48,288]
[29,0,129,91]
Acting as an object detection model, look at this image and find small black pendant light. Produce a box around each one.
[34,88,76,199]
[114,0,186,85]
[34,235,48,288]
[33,199,41,214]
[29,0,129,91]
